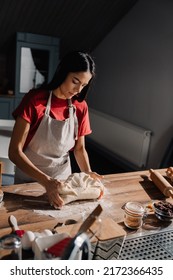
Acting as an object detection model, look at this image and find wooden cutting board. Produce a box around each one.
[54,217,126,241]
[90,217,126,241]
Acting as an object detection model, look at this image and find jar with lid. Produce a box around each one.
[124,201,145,229]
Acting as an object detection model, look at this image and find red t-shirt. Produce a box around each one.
[13,89,92,150]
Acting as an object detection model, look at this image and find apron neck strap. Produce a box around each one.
[45,93,75,120]
[45,91,52,115]
[67,98,73,107]
[67,99,75,118]
[45,92,78,140]
[67,99,78,139]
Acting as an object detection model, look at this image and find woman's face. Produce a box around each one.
[58,71,92,99]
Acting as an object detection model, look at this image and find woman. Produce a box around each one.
[9,51,103,208]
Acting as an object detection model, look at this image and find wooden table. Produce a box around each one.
[0,168,173,238]
[1,168,173,260]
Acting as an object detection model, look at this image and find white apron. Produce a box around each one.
[15,92,78,183]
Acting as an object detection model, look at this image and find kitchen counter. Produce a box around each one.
[0,168,173,259]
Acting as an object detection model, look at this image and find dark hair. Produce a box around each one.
[45,51,96,102]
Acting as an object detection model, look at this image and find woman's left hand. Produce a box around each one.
[87,171,104,181]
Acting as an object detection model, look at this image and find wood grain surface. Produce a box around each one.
[1,169,173,240]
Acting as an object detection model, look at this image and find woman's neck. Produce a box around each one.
[52,88,66,99]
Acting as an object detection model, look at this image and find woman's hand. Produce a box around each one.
[86,171,104,181]
[44,178,64,209]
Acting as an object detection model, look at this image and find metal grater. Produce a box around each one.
[91,229,173,260]
[119,230,173,260]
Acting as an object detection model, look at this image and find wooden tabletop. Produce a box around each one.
[0,168,173,239]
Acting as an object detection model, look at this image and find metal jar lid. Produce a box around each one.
[125,201,145,217]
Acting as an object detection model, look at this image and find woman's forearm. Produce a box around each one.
[73,146,92,172]
[8,117,50,186]
[9,148,50,186]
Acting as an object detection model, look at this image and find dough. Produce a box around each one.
[58,172,104,204]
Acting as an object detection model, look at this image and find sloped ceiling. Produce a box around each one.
[0,0,138,57]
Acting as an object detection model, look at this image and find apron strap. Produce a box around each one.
[45,91,52,115]
[68,99,78,140]
[45,93,78,140]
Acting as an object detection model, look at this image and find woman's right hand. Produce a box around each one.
[44,178,64,209]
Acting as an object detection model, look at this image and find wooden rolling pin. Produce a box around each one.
[166,167,173,181]
[149,169,173,198]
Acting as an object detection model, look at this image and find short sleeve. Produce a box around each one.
[12,90,36,124]
[76,101,92,137]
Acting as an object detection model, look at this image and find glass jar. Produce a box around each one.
[124,202,145,229]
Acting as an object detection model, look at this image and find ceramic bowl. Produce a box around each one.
[153,201,173,222]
